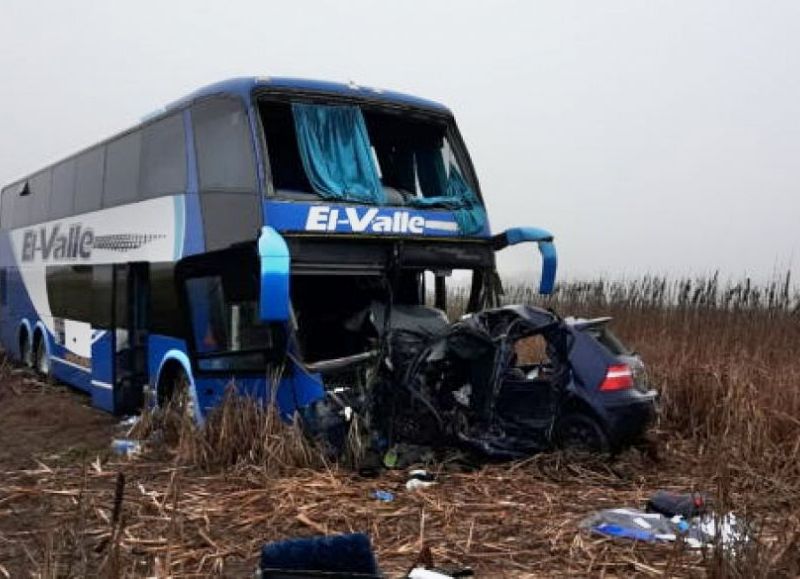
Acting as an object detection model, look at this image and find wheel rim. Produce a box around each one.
[559,416,606,453]
[21,339,32,367]
[173,373,197,423]
[36,339,49,375]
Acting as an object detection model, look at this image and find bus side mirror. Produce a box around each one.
[493,227,558,295]
[258,226,291,322]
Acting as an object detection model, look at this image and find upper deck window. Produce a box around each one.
[51,159,77,220]
[28,170,52,225]
[141,113,187,199]
[259,99,486,234]
[259,103,475,202]
[74,146,105,215]
[192,98,257,192]
[104,130,142,207]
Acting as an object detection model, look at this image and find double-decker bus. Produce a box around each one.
[0,77,557,421]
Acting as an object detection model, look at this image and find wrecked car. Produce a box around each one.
[307,302,657,459]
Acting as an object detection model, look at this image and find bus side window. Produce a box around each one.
[185,276,228,354]
[47,265,93,323]
[104,130,142,208]
[192,98,261,251]
[0,186,12,229]
[140,113,187,199]
[28,170,52,226]
[75,147,105,215]
[192,98,257,192]
[13,181,33,228]
[50,159,77,221]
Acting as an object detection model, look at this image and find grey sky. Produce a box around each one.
[1,1,798,282]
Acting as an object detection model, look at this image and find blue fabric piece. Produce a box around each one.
[414,146,448,197]
[292,104,384,203]
[410,163,487,235]
[593,523,656,542]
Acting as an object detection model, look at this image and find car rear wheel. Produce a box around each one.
[556,413,610,454]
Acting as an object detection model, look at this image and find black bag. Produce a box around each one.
[646,490,710,519]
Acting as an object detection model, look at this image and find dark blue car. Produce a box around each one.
[368,304,657,457]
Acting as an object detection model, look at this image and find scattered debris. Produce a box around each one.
[580,492,751,550]
[110,438,141,457]
[580,508,681,543]
[407,568,474,579]
[405,469,437,491]
[371,490,395,502]
[647,490,710,518]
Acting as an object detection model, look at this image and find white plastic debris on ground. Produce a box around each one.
[580,507,751,550]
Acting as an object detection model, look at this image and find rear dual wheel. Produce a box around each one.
[20,333,33,368]
[34,335,50,376]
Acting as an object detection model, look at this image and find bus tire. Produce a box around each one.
[33,331,50,376]
[158,362,198,424]
[19,327,32,368]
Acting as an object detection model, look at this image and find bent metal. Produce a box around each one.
[21,223,94,262]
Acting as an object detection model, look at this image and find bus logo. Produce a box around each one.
[20,225,167,262]
[304,206,458,234]
[21,224,94,262]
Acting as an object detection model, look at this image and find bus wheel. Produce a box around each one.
[34,333,50,376]
[20,330,33,368]
[162,366,198,424]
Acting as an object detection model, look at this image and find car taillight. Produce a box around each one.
[600,364,634,392]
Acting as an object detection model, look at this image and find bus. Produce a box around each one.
[0,77,557,421]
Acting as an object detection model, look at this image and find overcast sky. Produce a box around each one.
[1,1,798,283]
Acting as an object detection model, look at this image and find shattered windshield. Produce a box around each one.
[259,100,477,208]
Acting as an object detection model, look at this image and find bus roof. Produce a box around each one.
[165,77,451,114]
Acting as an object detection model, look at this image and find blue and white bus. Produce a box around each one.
[0,77,557,420]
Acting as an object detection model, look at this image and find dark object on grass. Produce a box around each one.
[111,471,125,525]
[647,490,710,519]
[260,533,381,578]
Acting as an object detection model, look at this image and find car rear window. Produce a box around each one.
[583,324,631,356]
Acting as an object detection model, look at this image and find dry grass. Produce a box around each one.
[1,274,799,577]
[525,274,800,494]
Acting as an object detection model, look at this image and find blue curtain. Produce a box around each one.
[410,162,487,235]
[292,104,385,204]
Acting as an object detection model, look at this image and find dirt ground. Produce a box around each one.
[0,360,795,578]
[0,363,116,575]
[0,366,116,469]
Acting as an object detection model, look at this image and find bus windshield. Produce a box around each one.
[259,100,476,208]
